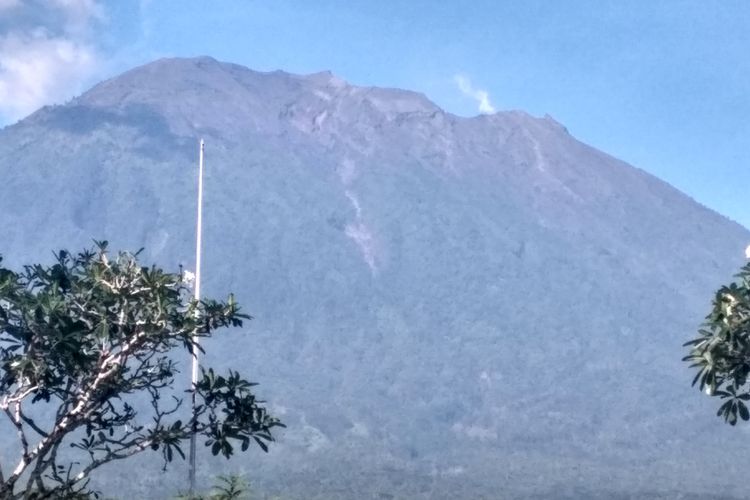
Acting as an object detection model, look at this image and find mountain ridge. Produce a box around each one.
[24,56,742,235]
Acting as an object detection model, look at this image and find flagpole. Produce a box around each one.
[188,138,205,494]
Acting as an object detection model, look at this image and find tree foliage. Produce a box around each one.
[176,474,251,500]
[0,242,283,499]
[684,261,750,425]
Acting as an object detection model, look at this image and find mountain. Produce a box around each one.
[0,56,748,499]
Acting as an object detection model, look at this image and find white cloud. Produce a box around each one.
[0,0,104,124]
[454,74,496,114]
[0,32,97,121]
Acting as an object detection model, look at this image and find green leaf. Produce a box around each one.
[253,436,269,453]
[738,401,749,421]
[717,400,732,417]
[173,444,186,460]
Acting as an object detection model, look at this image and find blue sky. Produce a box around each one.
[1,0,749,228]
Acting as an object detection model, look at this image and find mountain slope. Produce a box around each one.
[0,56,747,499]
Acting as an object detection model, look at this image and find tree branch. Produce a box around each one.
[19,407,48,438]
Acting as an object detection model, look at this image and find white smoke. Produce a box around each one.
[454,74,496,114]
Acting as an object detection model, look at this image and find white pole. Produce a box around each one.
[188,139,204,494]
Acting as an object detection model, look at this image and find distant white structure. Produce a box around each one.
[182,269,196,286]
[745,244,750,259]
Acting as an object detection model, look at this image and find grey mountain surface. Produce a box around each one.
[0,56,748,499]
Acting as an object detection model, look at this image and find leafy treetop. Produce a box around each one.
[685,261,750,425]
[0,242,283,499]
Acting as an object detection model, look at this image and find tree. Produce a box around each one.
[0,242,283,499]
[684,261,750,425]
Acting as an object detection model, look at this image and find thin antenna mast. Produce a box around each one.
[188,139,205,494]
